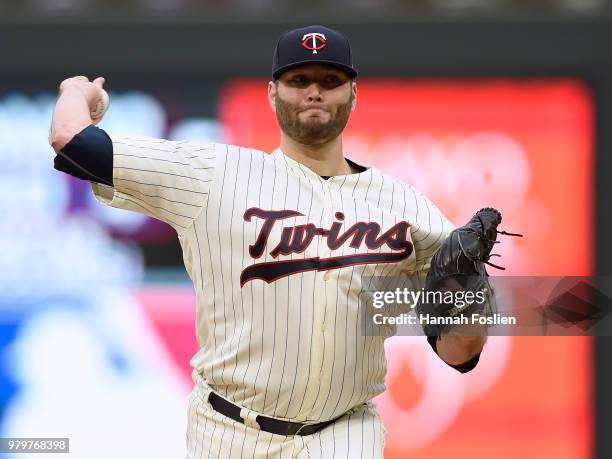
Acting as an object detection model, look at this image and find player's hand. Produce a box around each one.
[58,75,106,114]
[416,208,522,339]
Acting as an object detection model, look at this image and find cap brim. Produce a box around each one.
[273,60,357,80]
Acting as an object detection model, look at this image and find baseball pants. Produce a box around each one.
[186,371,386,459]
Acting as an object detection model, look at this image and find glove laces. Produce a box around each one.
[460,214,524,270]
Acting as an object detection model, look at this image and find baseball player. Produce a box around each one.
[49,25,492,458]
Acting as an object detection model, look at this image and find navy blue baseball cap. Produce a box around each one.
[272,25,357,80]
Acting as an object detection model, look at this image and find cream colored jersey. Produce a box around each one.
[92,135,453,423]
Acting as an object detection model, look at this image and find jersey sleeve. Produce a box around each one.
[54,125,114,186]
[91,134,222,233]
[402,185,455,274]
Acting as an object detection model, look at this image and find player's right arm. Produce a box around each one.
[49,76,220,234]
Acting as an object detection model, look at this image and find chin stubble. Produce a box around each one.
[275,93,353,145]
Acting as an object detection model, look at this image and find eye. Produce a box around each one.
[322,75,344,88]
[288,75,308,86]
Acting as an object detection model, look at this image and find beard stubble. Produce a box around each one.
[274,91,354,146]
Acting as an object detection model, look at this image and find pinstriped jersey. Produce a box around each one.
[92,135,454,423]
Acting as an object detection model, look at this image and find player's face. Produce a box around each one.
[269,64,357,146]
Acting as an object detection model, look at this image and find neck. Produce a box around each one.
[279,132,353,176]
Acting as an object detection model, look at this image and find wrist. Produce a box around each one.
[437,326,486,365]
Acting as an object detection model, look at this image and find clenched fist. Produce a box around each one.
[59,76,108,122]
[49,75,109,152]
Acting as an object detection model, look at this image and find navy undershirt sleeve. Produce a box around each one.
[427,335,481,373]
[53,124,114,186]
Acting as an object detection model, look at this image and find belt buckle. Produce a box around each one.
[240,408,261,430]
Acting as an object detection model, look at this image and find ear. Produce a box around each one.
[268,81,277,113]
[350,81,357,112]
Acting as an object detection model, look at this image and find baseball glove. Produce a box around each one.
[416,207,521,336]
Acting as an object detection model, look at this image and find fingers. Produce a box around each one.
[59,75,88,93]
[59,75,105,91]
[58,76,107,103]
[93,77,106,88]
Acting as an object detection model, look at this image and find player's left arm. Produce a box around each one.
[405,186,489,373]
[417,206,514,373]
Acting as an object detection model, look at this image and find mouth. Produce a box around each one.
[299,108,330,120]
[300,107,328,115]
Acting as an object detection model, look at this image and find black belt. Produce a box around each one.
[208,391,336,436]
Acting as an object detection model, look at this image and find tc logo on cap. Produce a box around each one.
[301,33,326,54]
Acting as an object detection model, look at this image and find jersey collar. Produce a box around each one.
[272,148,372,182]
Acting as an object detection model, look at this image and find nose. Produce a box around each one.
[306,83,323,103]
